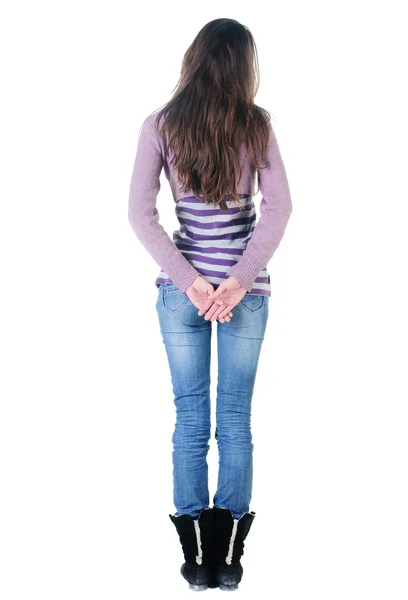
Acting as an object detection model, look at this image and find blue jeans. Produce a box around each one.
[155,282,269,519]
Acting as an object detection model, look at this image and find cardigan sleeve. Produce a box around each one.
[225,121,293,291]
[127,117,202,293]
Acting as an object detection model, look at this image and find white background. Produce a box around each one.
[1,1,407,599]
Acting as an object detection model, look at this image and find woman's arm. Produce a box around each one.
[226,121,293,291]
[128,116,202,292]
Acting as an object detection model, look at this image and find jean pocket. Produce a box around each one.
[238,294,265,313]
[162,285,189,313]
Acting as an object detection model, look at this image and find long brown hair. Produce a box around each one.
[151,18,274,211]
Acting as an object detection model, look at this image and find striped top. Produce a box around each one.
[155,193,271,297]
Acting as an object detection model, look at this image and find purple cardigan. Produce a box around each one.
[128,112,293,293]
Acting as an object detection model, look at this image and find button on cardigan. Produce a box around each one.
[128,112,293,293]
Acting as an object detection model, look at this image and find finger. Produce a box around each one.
[197,297,216,316]
[218,305,234,319]
[209,303,230,321]
[208,286,227,301]
[198,297,225,316]
[203,302,220,320]
[217,311,233,322]
[214,305,233,321]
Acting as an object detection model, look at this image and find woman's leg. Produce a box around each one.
[213,294,269,518]
[156,283,212,518]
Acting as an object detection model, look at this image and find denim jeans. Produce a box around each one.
[155,282,269,519]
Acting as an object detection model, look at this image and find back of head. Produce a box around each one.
[151,18,273,211]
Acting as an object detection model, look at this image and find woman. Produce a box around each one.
[128,18,293,591]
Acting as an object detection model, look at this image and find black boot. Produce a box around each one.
[169,507,214,591]
[212,506,256,591]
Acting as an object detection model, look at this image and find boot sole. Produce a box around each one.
[181,565,209,591]
[188,583,209,591]
[219,583,239,591]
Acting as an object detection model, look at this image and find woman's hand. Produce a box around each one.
[186,276,234,323]
[197,276,246,321]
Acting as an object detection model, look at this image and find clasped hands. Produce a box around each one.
[185,275,247,323]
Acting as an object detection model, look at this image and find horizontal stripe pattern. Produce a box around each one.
[155,194,271,297]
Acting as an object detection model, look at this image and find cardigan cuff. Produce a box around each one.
[226,253,266,292]
[162,250,202,292]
